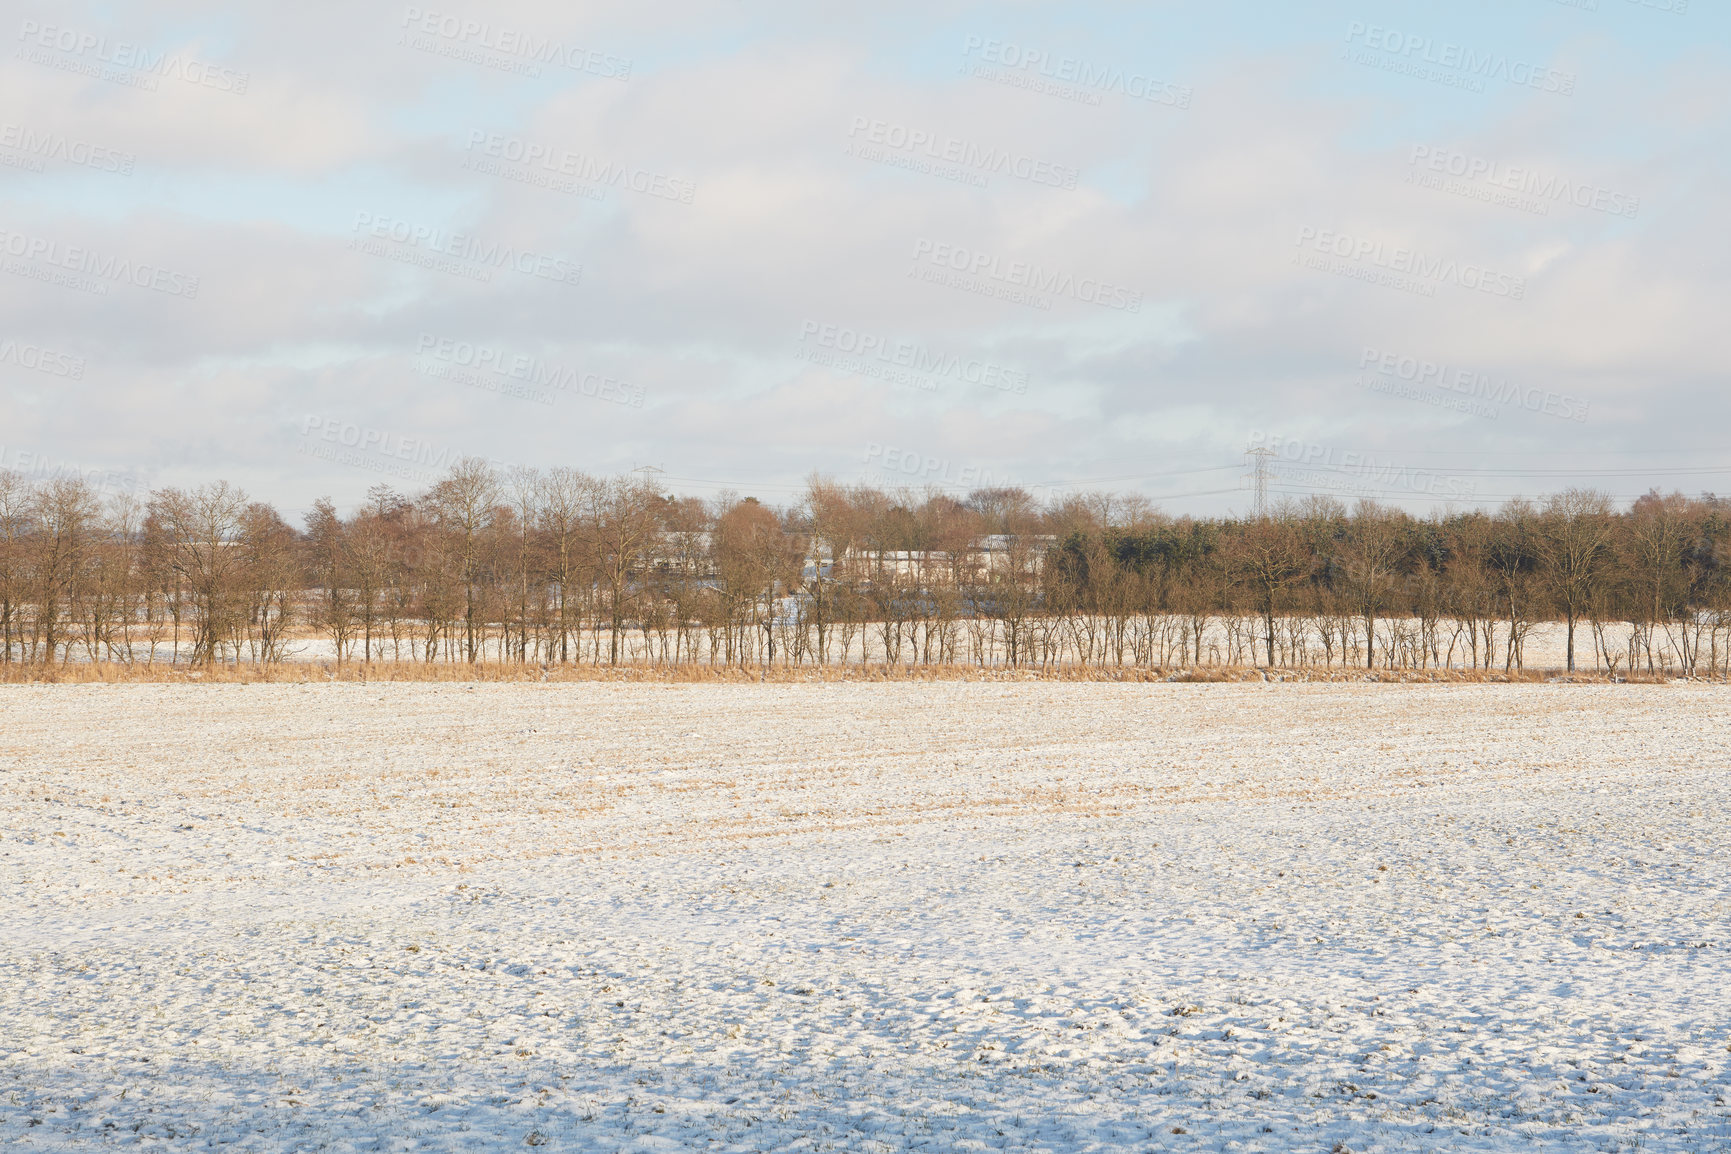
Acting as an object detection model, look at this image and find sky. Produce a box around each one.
[1,0,1726,518]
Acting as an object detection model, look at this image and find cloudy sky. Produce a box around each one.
[1,0,1725,517]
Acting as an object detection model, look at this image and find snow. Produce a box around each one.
[1,682,1728,1151]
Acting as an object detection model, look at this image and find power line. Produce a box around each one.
[1032,464,1241,488]
[645,458,1731,504]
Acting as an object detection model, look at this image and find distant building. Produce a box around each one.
[833,536,1056,586]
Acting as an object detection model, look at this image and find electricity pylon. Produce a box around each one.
[1243,447,1275,519]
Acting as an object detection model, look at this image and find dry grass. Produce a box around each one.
[0,659,1681,685]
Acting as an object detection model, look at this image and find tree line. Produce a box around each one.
[2,461,1728,677]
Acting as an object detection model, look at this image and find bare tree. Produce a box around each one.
[425,458,499,663]
[5,462,1729,680]
[147,483,252,665]
[586,475,660,664]
[801,476,867,665]
[1441,514,1499,669]
[0,471,28,663]
[24,478,100,663]
[241,502,298,663]
[84,492,147,663]
[346,485,406,664]
[1534,489,1616,672]
[304,498,354,664]
[714,497,801,669]
[1489,501,1542,673]
[1227,511,1310,667]
[503,468,542,663]
[537,467,595,663]
[1334,502,1406,669]
[1622,490,1691,675]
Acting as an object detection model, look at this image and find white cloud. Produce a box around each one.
[2,0,1726,514]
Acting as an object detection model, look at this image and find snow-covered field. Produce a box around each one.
[1,683,1727,1152]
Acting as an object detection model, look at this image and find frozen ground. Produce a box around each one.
[1,682,1727,1152]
